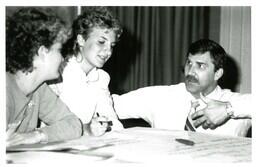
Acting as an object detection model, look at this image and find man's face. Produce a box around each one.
[184,51,221,97]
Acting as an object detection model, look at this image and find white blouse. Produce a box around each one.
[50,57,123,130]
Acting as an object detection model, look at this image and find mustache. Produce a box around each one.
[185,75,198,83]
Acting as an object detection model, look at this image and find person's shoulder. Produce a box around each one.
[6,72,10,84]
[217,86,240,95]
[170,82,185,88]
[97,69,110,84]
[36,83,47,92]
[61,58,84,79]
[6,72,15,95]
[62,57,79,72]
[6,72,16,90]
[97,69,110,77]
[217,85,251,98]
[36,83,54,96]
[166,82,186,91]
[148,82,188,96]
[128,83,184,95]
[6,72,13,83]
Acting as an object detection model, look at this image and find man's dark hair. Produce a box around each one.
[6,7,66,74]
[187,39,227,71]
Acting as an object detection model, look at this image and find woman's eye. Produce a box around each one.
[98,40,105,44]
[111,44,116,48]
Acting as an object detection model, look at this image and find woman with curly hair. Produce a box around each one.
[6,7,82,147]
[50,7,123,136]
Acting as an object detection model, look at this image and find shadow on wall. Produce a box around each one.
[104,28,151,128]
[218,55,241,92]
[104,27,142,94]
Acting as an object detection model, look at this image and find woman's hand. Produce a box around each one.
[6,130,45,147]
[88,112,114,136]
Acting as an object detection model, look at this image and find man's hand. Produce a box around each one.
[191,93,231,130]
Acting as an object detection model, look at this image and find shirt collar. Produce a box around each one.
[206,85,221,99]
[85,67,99,83]
[186,84,220,101]
[69,57,99,83]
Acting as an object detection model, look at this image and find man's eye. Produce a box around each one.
[199,64,206,69]
[186,60,192,66]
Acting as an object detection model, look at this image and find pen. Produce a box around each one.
[96,112,100,117]
[175,138,195,146]
[96,112,102,125]
[96,112,113,126]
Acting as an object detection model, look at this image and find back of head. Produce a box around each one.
[187,39,227,71]
[62,6,122,58]
[6,7,67,74]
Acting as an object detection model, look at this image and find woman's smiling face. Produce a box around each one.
[78,27,117,71]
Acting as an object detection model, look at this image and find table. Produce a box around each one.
[6,127,252,164]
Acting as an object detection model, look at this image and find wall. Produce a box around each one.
[219,7,251,93]
[6,6,77,27]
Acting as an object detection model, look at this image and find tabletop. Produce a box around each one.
[6,127,252,164]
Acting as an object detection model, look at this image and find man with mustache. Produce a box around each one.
[112,39,251,137]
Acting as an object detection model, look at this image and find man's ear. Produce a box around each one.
[214,68,223,81]
[77,34,85,47]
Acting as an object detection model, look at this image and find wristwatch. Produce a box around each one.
[225,102,235,119]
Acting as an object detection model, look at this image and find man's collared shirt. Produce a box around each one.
[112,83,251,137]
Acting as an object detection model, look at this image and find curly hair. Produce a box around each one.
[6,7,67,74]
[62,6,122,59]
[186,39,227,72]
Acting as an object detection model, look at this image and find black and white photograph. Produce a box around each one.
[1,0,254,166]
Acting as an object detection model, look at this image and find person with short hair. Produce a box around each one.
[6,7,83,147]
[49,7,123,136]
[112,39,251,137]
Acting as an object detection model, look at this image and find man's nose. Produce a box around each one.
[187,65,196,75]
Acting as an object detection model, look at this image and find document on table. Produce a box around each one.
[6,127,251,163]
[6,128,143,152]
[116,127,252,163]
[6,129,143,164]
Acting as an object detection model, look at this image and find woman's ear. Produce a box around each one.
[214,68,224,81]
[37,45,48,58]
[77,34,85,47]
[33,46,47,68]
